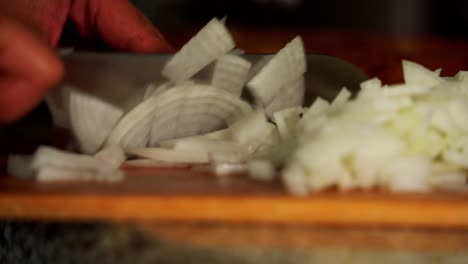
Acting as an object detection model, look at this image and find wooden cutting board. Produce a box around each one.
[2,29,468,228]
[1,162,468,228]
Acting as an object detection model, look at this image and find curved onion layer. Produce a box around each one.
[149,85,252,145]
[128,148,210,164]
[265,76,305,117]
[158,128,231,148]
[162,18,235,82]
[174,139,249,163]
[69,89,124,154]
[247,36,306,105]
[283,61,468,196]
[94,145,126,169]
[212,53,251,96]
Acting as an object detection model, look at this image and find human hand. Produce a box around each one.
[0,0,171,123]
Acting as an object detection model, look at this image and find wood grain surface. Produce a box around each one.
[1,166,468,227]
[2,28,468,228]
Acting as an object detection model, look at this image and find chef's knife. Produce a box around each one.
[60,52,368,108]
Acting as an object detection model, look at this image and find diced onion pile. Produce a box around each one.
[283,61,468,195]
[7,18,468,195]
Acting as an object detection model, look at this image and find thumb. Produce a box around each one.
[0,16,64,124]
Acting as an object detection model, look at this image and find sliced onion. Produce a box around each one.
[128,148,209,164]
[265,76,305,117]
[148,85,252,146]
[212,53,251,96]
[247,160,276,182]
[68,88,124,154]
[158,128,232,148]
[162,18,235,82]
[247,36,306,105]
[174,138,249,163]
[272,107,303,141]
[31,146,115,174]
[94,145,126,169]
[403,60,442,88]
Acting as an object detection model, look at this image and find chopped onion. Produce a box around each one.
[162,18,235,82]
[265,76,305,117]
[212,53,252,96]
[128,148,209,164]
[247,36,306,105]
[149,85,252,146]
[283,60,468,194]
[31,146,116,174]
[246,160,276,182]
[68,89,124,154]
[94,145,126,169]
[272,107,303,141]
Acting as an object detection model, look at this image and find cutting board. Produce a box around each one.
[3,28,468,228]
[1,161,468,228]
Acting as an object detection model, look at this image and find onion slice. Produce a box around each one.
[247,36,306,105]
[149,85,252,146]
[128,148,209,164]
[212,53,252,96]
[68,89,124,154]
[162,18,235,82]
[265,76,305,117]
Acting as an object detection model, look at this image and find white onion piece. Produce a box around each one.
[330,87,351,111]
[265,76,305,117]
[212,53,252,96]
[251,124,281,159]
[128,148,209,164]
[272,107,303,141]
[162,18,235,82]
[158,128,232,148]
[69,89,124,154]
[31,146,115,174]
[124,159,190,168]
[174,139,249,163]
[247,36,306,105]
[213,163,247,176]
[149,85,252,146]
[282,164,309,196]
[403,60,442,88]
[247,160,276,182]
[381,155,431,193]
[7,155,33,179]
[152,115,227,144]
[36,166,124,182]
[227,111,280,158]
[94,145,126,169]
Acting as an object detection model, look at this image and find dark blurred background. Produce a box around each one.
[132,0,468,39]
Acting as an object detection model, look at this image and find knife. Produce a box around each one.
[60,52,368,108]
[0,52,367,151]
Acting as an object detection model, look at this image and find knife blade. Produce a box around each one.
[60,52,368,108]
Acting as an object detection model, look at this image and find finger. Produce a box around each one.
[0,16,64,124]
[70,0,173,53]
[0,1,71,47]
